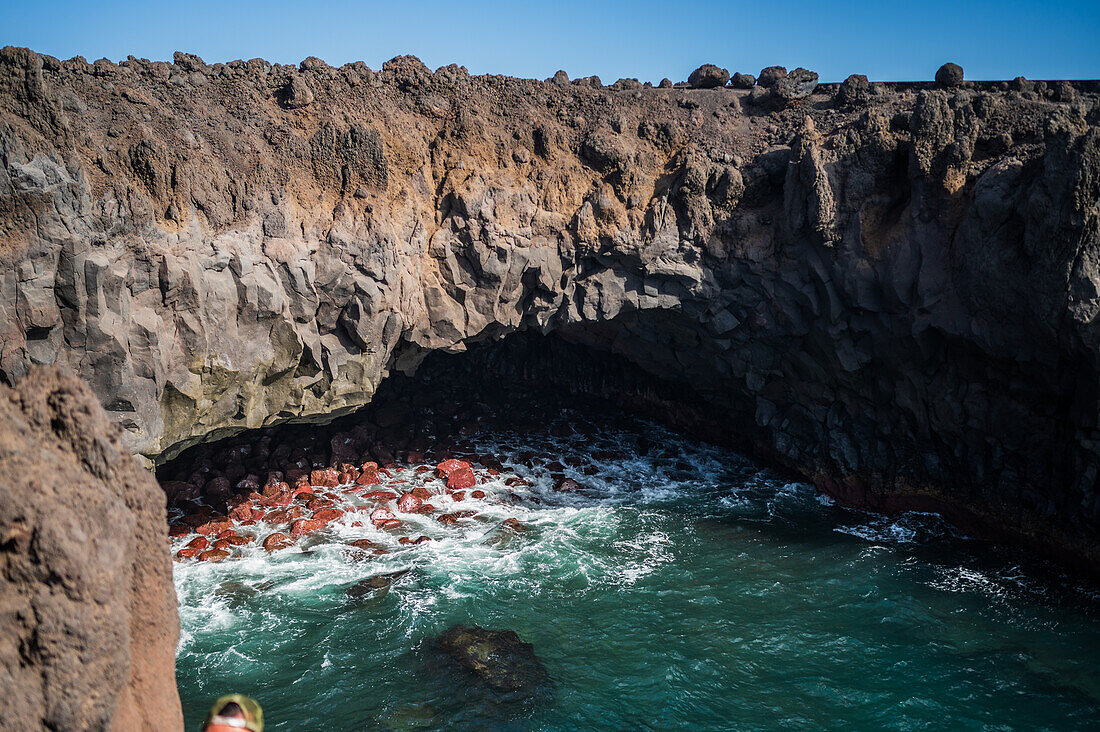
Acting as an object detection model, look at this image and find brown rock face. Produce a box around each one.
[0,367,181,730]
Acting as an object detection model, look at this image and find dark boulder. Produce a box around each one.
[757,65,787,88]
[688,64,730,89]
[434,625,550,693]
[346,569,410,603]
[837,73,871,106]
[730,72,756,89]
[935,62,964,88]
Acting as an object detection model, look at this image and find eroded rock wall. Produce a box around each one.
[0,366,181,731]
[1,46,1099,569]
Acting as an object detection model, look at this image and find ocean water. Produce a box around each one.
[174,416,1100,730]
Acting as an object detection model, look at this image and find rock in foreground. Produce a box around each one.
[0,367,182,730]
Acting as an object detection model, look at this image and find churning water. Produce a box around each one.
[174,413,1100,730]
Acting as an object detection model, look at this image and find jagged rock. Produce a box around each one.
[688,64,730,89]
[0,367,181,729]
[773,67,818,101]
[730,72,756,89]
[757,65,787,88]
[551,69,569,86]
[935,62,964,88]
[658,78,673,88]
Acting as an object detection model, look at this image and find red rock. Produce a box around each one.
[212,539,233,551]
[415,465,432,473]
[411,485,432,500]
[305,497,335,512]
[186,536,210,550]
[380,519,402,529]
[446,467,477,491]
[310,468,340,488]
[470,490,486,499]
[348,539,381,550]
[438,511,477,524]
[262,480,290,498]
[222,534,253,546]
[312,508,345,524]
[417,504,436,513]
[195,518,232,536]
[362,490,398,501]
[228,502,259,522]
[501,518,525,532]
[378,467,393,477]
[356,462,381,486]
[488,469,500,475]
[198,549,231,562]
[338,471,355,484]
[263,506,304,524]
[290,518,326,537]
[504,477,529,487]
[263,532,294,551]
[398,535,430,545]
[397,492,423,513]
[168,524,189,538]
[370,508,396,528]
[291,485,314,499]
[450,491,466,502]
[216,529,238,540]
[175,548,200,560]
[261,490,293,507]
[435,458,472,479]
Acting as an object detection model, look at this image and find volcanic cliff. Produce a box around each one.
[1,47,1099,576]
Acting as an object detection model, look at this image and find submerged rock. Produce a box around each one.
[433,625,551,693]
[346,569,410,602]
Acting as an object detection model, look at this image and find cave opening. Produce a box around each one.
[155,327,741,495]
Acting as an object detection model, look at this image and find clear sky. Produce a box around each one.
[2,0,1098,83]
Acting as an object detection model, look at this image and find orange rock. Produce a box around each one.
[355,467,381,487]
[175,547,200,560]
[362,490,398,502]
[446,467,477,491]
[290,518,326,537]
[380,518,402,529]
[291,485,314,499]
[348,538,381,550]
[262,480,290,498]
[470,490,486,499]
[400,535,432,545]
[212,539,233,551]
[263,506,304,524]
[198,549,231,562]
[222,534,253,546]
[186,536,211,550]
[417,504,436,514]
[411,485,432,500]
[263,532,294,551]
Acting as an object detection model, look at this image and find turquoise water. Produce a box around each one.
[174,418,1100,730]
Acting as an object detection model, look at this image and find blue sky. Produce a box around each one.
[2,0,1098,83]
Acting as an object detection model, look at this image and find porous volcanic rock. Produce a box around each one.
[1,45,1100,574]
[688,64,730,89]
[0,366,181,730]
